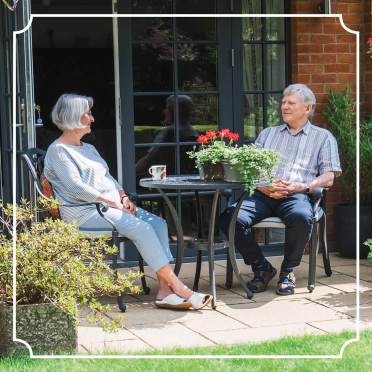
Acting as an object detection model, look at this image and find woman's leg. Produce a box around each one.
[156,264,192,300]
[135,208,173,261]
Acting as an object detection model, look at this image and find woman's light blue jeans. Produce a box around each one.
[80,207,173,272]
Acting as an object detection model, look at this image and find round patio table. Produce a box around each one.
[139,175,254,309]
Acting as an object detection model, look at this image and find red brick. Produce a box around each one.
[310,34,336,44]
[292,2,316,13]
[349,44,356,53]
[297,34,310,43]
[316,93,328,103]
[332,3,350,14]
[310,54,337,64]
[323,23,348,34]
[297,55,311,64]
[308,84,325,94]
[312,74,337,83]
[336,34,356,43]
[337,73,356,84]
[298,64,324,74]
[319,17,339,25]
[297,44,323,53]
[296,74,311,84]
[325,64,351,73]
[296,23,323,34]
[337,54,356,63]
[347,3,364,14]
[323,44,349,53]
[323,83,353,92]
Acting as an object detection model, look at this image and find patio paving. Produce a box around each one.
[77,252,372,354]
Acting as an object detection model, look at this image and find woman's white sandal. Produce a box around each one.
[155,294,191,310]
[187,292,213,310]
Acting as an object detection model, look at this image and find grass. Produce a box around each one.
[1,331,371,371]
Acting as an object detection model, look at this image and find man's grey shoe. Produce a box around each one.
[276,272,296,296]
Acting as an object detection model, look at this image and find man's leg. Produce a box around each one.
[219,191,276,292]
[275,193,313,295]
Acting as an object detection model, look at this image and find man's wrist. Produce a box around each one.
[303,183,310,193]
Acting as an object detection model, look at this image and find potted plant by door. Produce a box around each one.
[0,199,141,356]
[187,129,240,180]
[325,88,372,258]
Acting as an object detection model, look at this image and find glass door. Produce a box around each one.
[0,0,35,203]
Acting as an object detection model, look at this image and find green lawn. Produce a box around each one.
[1,331,371,371]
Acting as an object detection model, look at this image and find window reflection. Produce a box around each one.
[135,95,198,177]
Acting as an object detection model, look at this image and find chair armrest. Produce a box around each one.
[308,187,327,221]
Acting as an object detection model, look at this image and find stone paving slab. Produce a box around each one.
[308,318,371,334]
[77,253,369,353]
[202,323,325,345]
[129,323,215,349]
[216,298,350,328]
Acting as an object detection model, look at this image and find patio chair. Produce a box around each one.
[225,188,332,293]
[21,147,150,313]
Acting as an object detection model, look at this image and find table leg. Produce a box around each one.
[208,190,220,309]
[228,192,254,299]
[157,188,184,276]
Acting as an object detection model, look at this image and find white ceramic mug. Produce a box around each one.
[149,165,167,180]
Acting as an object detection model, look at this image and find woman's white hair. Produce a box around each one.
[283,83,316,117]
[51,93,93,131]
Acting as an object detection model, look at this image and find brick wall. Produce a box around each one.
[290,1,367,248]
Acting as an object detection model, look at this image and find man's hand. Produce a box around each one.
[257,179,306,199]
[269,179,306,195]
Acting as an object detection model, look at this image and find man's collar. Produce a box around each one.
[280,120,311,135]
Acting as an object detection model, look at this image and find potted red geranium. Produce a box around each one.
[187,128,239,180]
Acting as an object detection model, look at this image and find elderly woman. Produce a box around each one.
[44,93,212,310]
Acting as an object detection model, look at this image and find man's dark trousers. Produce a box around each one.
[219,191,314,270]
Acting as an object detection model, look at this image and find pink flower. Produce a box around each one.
[368,37,372,45]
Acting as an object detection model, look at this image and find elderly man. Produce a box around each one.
[220,83,341,296]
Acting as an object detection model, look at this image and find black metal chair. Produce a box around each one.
[225,188,332,293]
[21,147,150,313]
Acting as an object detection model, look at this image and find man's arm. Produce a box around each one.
[269,171,335,196]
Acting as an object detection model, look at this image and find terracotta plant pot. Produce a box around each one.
[198,162,224,180]
[0,302,77,356]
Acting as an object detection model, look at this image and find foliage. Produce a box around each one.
[325,87,372,205]
[364,239,372,260]
[187,128,240,167]
[368,37,372,59]
[325,87,356,204]
[360,115,372,204]
[0,199,142,332]
[224,145,279,195]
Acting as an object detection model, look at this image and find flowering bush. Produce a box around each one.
[187,128,240,167]
[0,199,141,332]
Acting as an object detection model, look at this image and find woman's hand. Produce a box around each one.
[121,196,136,215]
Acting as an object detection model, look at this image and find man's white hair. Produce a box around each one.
[51,93,93,131]
[283,84,316,117]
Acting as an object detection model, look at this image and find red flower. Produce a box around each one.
[217,128,231,138]
[197,135,209,145]
[229,132,240,142]
[368,37,372,45]
[205,130,217,140]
